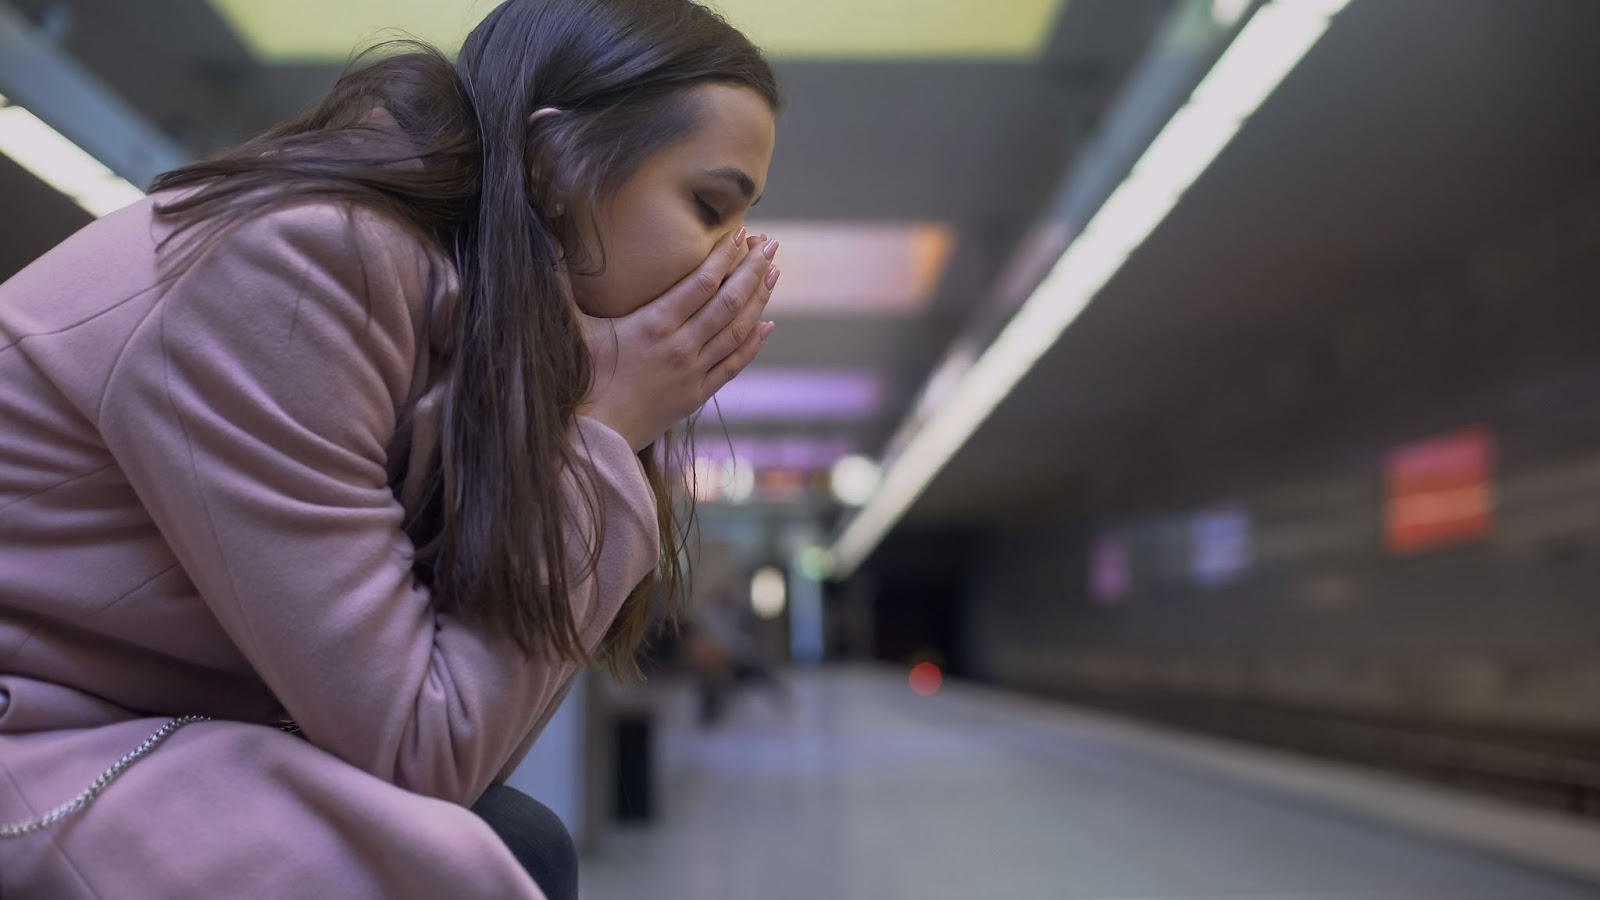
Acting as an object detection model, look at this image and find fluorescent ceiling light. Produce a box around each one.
[1074,176,1180,261]
[696,436,857,471]
[711,368,882,423]
[0,94,144,218]
[743,221,955,316]
[209,0,1067,63]
[1211,0,1253,26]
[830,455,883,507]
[750,566,787,619]
[1131,104,1242,198]
[831,0,1351,576]
[1192,1,1343,121]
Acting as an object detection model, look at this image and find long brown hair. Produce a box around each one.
[149,0,780,673]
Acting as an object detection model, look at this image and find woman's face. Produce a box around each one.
[565,84,776,318]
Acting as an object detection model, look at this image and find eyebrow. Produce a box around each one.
[705,167,763,206]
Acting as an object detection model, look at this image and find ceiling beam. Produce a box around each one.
[0,1,188,189]
[831,0,1353,577]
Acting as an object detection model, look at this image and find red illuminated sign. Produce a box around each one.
[1384,426,1495,555]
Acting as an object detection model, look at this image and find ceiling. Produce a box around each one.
[8,0,1596,561]
[911,0,1600,525]
[208,0,1071,62]
[0,0,1172,509]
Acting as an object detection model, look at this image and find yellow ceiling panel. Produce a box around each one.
[713,0,1065,61]
[209,0,498,62]
[741,220,956,316]
[210,0,1067,63]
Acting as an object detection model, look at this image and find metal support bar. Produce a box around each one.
[0,1,188,189]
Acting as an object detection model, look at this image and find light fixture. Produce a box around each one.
[831,0,1352,577]
[688,454,756,504]
[209,0,1068,63]
[740,221,956,316]
[724,457,756,504]
[1212,0,1253,26]
[711,369,883,423]
[689,456,723,503]
[694,436,857,477]
[795,546,835,582]
[750,566,787,619]
[829,455,882,507]
[0,93,144,218]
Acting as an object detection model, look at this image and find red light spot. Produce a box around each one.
[909,662,942,696]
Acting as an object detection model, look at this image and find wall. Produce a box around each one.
[965,183,1600,732]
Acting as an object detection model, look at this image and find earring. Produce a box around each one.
[551,202,565,218]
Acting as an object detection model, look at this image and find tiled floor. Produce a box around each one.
[579,667,1600,900]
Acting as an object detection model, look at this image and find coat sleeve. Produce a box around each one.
[98,201,659,805]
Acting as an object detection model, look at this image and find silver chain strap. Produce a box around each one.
[0,715,303,838]
[0,715,212,838]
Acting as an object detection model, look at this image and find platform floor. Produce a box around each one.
[580,667,1600,900]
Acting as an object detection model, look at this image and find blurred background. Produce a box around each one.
[5,0,1600,897]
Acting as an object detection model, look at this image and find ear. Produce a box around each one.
[527,108,567,219]
[528,106,564,126]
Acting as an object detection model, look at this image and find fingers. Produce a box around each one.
[686,235,776,352]
[703,313,772,397]
[654,226,750,327]
[699,251,779,365]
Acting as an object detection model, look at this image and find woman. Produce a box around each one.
[0,0,780,896]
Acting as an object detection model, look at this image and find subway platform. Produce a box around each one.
[582,667,1600,900]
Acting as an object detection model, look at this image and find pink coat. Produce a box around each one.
[0,195,660,898]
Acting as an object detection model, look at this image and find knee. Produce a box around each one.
[470,785,579,900]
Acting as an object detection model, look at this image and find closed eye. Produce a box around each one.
[694,194,724,226]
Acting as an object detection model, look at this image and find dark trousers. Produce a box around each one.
[470,784,579,900]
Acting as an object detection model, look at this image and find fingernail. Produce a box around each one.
[765,265,781,290]
[759,321,776,341]
[733,226,747,247]
[762,239,780,261]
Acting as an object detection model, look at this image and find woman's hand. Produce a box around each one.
[578,226,781,452]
